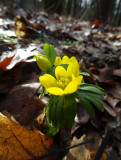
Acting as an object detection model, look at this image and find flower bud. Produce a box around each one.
[35,54,51,72]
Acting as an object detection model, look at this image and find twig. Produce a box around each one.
[30,138,94,160]
[32,84,41,98]
[94,128,112,160]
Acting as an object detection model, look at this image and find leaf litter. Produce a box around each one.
[0,4,121,160]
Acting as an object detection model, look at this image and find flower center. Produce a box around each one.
[57,77,70,89]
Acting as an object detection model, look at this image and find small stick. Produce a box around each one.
[94,128,112,160]
[31,138,94,160]
[32,84,41,98]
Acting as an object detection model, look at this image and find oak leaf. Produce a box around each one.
[0,113,53,160]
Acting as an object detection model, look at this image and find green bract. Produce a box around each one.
[35,43,56,72]
[44,43,56,67]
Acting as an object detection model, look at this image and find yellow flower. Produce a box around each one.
[35,54,51,72]
[39,58,83,95]
[54,56,76,66]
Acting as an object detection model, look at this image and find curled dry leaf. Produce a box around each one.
[79,59,95,84]
[106,93,121,109]
[94,67,113,82]
[101,101,117,117]
[0,113,53,160]
[106,84,121,99]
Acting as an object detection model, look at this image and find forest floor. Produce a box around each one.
[0,4,121,160]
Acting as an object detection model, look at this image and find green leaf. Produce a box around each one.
[63,95,77,127]
[78,90,105,100]
[85,95,104,112]
[79,83,104,95]
[79,71,90,76]
[76,91,95,117]
[76,83,105,117]
[47,96,58,126]
[47,95,77,128]
[44,44,56,67]
[45,125,59,137]
[57,64,69,70]
[39,86,45,98]
[55,96,65,127]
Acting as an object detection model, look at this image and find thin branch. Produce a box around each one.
[94,128,112,160]
[32,84,41,98]
[30,138,94,160]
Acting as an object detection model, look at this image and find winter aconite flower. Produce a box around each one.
[39,58,83,95]
[35,54,51,72]
[54,56,76,66]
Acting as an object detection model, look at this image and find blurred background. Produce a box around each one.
[0,0,121,25]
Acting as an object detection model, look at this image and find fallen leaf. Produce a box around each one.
[105,147,119,160]
[79,59,95,84]
[0,113,53,160]
[89,151,107,160]
[74,102,89,125]
[0,45,39,71]
[62,130,102,160]
[113,68,121,78]
[95,67,113,82]
[0,55,14,70]
[0,78,44,125]
[70,25,82,31]
[15,16,37,38]
[90,19,102,28]
[62,135,90,160]
[106,93,121,109]
[101,101,117,117]
[106,84,121,99]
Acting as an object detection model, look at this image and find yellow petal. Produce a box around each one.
[67,59,79,77]
[35,54,51,72]
[55,66,67,80]
[54,57,61,66]
[61,56,69,64]
[68,56,76,63]
[47,87,64,95]
[39,74,57,88]
[64,76,83,94]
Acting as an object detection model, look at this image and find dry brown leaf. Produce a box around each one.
[0,47,38,71]
[0,113,53,160]
[95,67,113,82]
[0,79,44,125]
[62,130,103,160]
[0,56,14,70]
[79,59,95,84]
[101,101,117,117]
[106,93,121,108]
[89,151,107,160]
[15,16,37,38]
[90,19,102,28]
[113,68,121,78]
[106,84,121,99]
